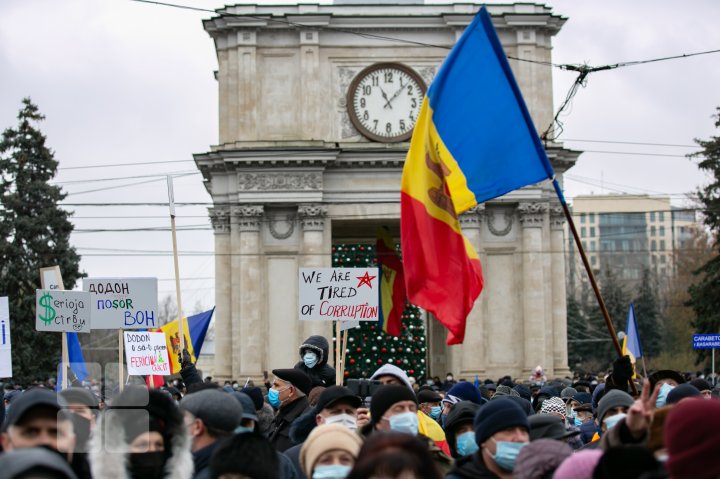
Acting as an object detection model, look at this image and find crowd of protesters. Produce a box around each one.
[1,334,719,479]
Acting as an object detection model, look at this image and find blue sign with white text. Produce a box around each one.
[693,334,720,349]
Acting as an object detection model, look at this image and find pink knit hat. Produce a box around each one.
[553,449,603,479]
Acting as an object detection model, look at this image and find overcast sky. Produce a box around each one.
[1,0,719,311]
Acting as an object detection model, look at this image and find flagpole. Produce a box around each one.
[167,176,185,352]
[552,179,637,395]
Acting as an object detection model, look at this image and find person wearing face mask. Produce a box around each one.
[446,397,530,479]
[361,385,452,474]
[294,335,336,388]
[60,387,100,479]
[300,424,363,479]
[588,388,634,449]
[417,388,443,423]
[89,386,193,479]
[442,401,480,460]
[269,369,313,452]
[283,386,362,479]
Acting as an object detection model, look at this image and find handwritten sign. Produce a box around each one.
[124,331,171,376]
[0,297,11,378]
[299,268,379,321]
[83,278,159,329]
[35,290,91,333]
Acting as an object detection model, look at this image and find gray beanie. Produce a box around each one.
[181,389,243,433]
[597,390,634,423]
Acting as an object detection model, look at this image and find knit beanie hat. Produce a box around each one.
[493,385,519,398]
[299,423,363,478]
[596,389,634,423]
[689,378,712,393]
[445,381,483,405]
[513,384,532,401]
[666,383,700,404]
[553,450,603,479]
[513,439,572,479]
[369,385,417,425]
[474,397,528,445]
[665,398,720,479]
[539,396,567,419]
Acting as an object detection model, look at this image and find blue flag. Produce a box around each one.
[626,303,643,359]
[188,307,214,354]
[56,332,89,391]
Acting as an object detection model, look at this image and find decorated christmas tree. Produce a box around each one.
[332,243,427,382]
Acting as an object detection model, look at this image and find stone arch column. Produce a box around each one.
[209,207,232,382]
[233,205,265,380]
[518,202,548,377]
[550,206,571,377]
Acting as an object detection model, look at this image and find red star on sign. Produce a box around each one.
[356,271,376,289]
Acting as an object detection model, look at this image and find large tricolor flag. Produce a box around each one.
[376,226,406,336]
[400,6,555,344]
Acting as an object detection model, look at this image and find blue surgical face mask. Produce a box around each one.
[304,351,319,369]
[313,464,352,479]
[429,405,442,420]
[656,383,675,408]
[603,412,627,430]
[234,425,254,434]
[386,411,419,436]
[456,431,479,457]
[268,386,288,409]
[490,440,527,471]
[574,416,583,427]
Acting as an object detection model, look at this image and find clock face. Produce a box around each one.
[347,63,427,143]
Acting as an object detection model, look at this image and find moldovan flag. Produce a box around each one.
[400,6,555,344]
[376,226,407,336]
[152,308,215,375]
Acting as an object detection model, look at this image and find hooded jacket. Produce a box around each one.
[294,335,336,388]
[443,401,480,458]
[89,387,193,479]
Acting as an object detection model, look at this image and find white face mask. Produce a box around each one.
[323,413,357,431]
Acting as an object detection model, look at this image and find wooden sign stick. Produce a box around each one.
[167,176,185,352]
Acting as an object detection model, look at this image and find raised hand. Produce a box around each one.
[625,379,660,439]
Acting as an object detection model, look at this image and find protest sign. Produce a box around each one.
[0,297,11,378]
[83,278,159,329]
[40,266,64,290]
[693,334,720,349]
[299,268,380,321]
[35,290,91,333]
[124,331,171,376]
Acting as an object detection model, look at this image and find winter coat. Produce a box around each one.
[269,396,311,452]
[445,453,500,479]
[294,335,336,387]
[89,387,193,479]
[443,402,480,458]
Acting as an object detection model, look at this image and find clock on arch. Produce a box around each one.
[346,63,427,143]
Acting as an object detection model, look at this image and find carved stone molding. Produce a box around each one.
[237,172,322,191]
[550,205,565,230]
[459,205,485,229]
[487,208,514,237]
[517,202,548,228]
[268,213,296,240]
[209,207,231,235]
[298,204,327,231]
[232,205,265,232]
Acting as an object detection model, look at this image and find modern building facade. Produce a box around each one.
[195,1,579,381]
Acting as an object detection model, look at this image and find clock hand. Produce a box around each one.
[386,84,406,108]
[379,87,392,109]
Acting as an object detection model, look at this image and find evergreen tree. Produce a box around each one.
[0,98,83,383]
[332,243,427,381]
[687,108,720,365]
[631,268,663,358]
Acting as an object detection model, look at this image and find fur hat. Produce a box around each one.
[299,424,363,477]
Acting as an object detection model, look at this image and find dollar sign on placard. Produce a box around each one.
[38,292,56,326]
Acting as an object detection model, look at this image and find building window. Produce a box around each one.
[661,255,666,264]
[590,227,596,237]
[659,211,665,222]
[660,267,666,275]
[651,226,656,236]
[581,227,586,238]
[589,213,595,223]
[660,225,665,236]
[650,212,656,222]
[590,241,596,252]
[582,240,587,250]
[580,213,586,224]
[660,240,666,251]
[651,240,657,251]
[591,255,597,266]
[652,255,657,264]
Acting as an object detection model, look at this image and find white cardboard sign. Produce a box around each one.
[35,290,91,333]
[124,331,171,376]
[83,278,159,330]
[0,297,11,378]
[299,268,380,321]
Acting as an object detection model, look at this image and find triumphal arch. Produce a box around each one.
[195,1,579,382]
